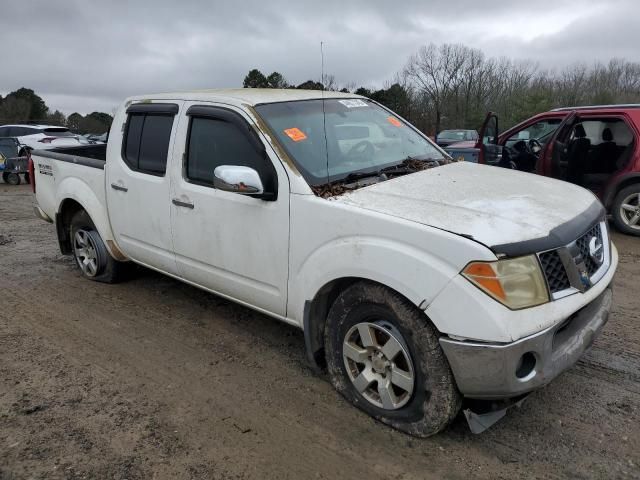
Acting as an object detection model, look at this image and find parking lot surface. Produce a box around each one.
[1,183,639,479]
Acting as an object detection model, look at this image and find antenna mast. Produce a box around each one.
[320,41,329,185]
[321,41,325,89]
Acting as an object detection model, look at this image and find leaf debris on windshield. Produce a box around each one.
[311,157,456,198]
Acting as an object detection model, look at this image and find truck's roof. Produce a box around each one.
[125,88,363,106]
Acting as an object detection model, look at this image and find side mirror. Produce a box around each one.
[213,165,264,195]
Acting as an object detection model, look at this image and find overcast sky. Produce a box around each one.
[2,0,638,115]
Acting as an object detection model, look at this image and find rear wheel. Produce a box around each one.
[24,172,30,184]
[2,172,21,185]
[325,281,461,437]
[70,210,127,283]
[612,184,640,236]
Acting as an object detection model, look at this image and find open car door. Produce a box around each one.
[540,110,579,179]
[476,112,502,166]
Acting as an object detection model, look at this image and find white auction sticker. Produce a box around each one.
[338,99,368,108]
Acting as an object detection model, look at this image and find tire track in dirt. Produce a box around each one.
[1,269,460,479]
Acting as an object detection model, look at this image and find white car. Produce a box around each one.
[30,89,616,437]
[0,124,82,154]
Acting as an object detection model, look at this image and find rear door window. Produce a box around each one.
[122,113,174,175]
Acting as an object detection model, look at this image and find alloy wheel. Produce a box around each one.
[342,321,415,410]
[620,192,640,230]
[73,229,100,277]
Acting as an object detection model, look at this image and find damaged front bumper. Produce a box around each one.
[440,287,612,399]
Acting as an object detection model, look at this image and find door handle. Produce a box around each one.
[172,198,194,209]
[110,183,128,192]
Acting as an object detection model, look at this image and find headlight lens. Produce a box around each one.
[462,255,549,309]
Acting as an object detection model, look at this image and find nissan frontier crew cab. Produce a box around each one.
[30,89,617,436]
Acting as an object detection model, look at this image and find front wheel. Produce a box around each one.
[325,282,461,437]
[612,184,640,236]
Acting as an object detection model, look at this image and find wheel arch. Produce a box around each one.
[603,173,640,208]
[303,277,441,372]
[56,198,86,254]
[55,187,124,260]
[293,234,484,372]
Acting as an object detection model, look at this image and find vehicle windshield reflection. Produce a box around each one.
[255,99,445,186]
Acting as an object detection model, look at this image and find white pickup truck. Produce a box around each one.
[31,89,617,436]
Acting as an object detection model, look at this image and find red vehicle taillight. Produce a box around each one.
[38,137,57,144]
[28,153,35,193]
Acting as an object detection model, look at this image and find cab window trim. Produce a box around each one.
[185,105,265,154]
[120,108,177,177]
[182,105,277,199]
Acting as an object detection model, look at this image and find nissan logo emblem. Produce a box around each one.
[588,236,604,266]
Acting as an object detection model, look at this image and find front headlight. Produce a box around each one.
[462,255,549,309]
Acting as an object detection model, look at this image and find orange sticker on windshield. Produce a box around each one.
[284,127,307,142]
[387,116,402,127]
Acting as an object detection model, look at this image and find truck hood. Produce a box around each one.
[336,162,604,256]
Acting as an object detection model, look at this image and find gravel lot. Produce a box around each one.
[1,182,639,479]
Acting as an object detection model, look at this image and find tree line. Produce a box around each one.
[0,88,113,134]
[4,42,638,139]
[243,43,640,135]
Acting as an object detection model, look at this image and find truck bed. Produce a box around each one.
[32,144,114,249]
[36,144,107,166]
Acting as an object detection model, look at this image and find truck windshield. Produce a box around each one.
[254,99,445,186]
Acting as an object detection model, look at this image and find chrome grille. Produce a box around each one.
[538,221,609,299]
[575,223,603,276]
[539,250,571,293]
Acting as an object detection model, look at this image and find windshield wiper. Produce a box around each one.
[342,163,409,183]
[342,171,383,183]
[340,156,445,185]
[380,163,412,174]
[397,154,445,164]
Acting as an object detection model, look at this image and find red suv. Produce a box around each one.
[444,105,640,236]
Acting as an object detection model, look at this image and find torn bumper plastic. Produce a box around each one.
[440,287,612,399]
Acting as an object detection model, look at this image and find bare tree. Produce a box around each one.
[405,43,473,133]
[240,47,640,135]
[322,74,338,91]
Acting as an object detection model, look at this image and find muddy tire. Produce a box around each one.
[611,184,640,236]
[325,281,461,437]
[24,172,30,184]
[70,210,127,283]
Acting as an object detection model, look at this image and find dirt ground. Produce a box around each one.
[0,182,639,480]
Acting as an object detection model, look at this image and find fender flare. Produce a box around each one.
[55,177,119,258]
[293,236,476,371]
[603,172,640,208]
